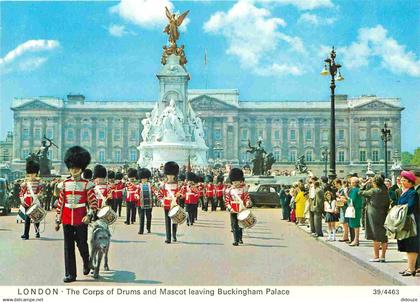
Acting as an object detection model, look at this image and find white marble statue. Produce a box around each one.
[141,112,152,142]
[156,99,186,142]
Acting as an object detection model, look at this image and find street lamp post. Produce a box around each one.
[381,122,392,178]
[321,46,344,180]
[321,147,328,178]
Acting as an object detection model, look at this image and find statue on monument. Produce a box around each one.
[162,7,189,65]
[295,155,308,174]
[264,153,276,175]
[156,99,186,142]
[141,112,152,142]
[247,138,267,175]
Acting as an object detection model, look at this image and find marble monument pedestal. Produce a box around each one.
[138,141,208,168]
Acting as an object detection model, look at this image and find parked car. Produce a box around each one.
[0,178,11,215]
[248,183,281,208]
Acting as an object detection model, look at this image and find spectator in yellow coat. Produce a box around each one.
[295,184,306,224]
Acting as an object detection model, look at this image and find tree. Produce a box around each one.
[401,151,413,165]
[410,147,420,167]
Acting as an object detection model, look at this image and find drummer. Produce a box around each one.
[20,159,44,240]
[158,161,181,243]
[137,168,157,234]
[224,168,251,246]
[93,165,111,210]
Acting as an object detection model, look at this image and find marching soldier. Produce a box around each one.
[225,168,251,246]
[20,159,44,240]
[198,176,205,212]
[178,173,186,208]
[137,168,156,234]
[125,169,139,225]
[215,175,225,211]
[107,170,115,210]
[181,172,199,226]
[93,165,111,209]
[112,172,124,216]
[158,161,181,243]
[55,146,97,283]
[205,175,216,212]
[82,168,93,180]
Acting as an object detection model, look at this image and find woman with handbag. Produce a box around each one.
[359,176,390,262]
[396,171,419,277]
[324,191,339,241]
[347,177,363,246]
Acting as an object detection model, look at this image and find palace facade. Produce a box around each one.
[10,90,403,177]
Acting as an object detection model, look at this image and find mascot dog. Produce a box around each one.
[89,220,111,279]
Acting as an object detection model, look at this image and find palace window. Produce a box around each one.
[23,128,29,140]
[274,130,280,140]
[130,130,138,141]
[214,129,221,140]
[98,130,105,141]
[241,129,248,141]
[387,150,392,161]
[321,130,328,141]
[289,150,297,162]
[67,129,74,141]
[82,130,89,141]
[130,149,137,162]
[359,150,366,162]
[338,151,345,162]
[34,128,41,140]
[359,129,367,140]
[372,150,379,162]
[338,129,345,141]
[258,129,264,139]
[305,150,313,162]
[305,129,312,141]
[21,149,29,159]
[98,150,105,162]
[372,128,380,140]
[114,128,121,141]
[46,128,53,139]
[114,150,121,162]
[290,129,296,141]
[274,150,281,161]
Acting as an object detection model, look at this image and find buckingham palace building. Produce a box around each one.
[10,90,403,177]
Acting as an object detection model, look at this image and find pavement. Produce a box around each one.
[0,207,399,286]
[296,218,420,286]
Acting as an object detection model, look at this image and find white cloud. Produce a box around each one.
[204,0,306,76]
[298,13,336,25]
[108,24,129,37]
[110,0,189,32]
[258,0,334,10]
[340,25,420,77]
[0,39,59,65]
[18,57,48,71]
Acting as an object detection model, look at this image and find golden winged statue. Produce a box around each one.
[163,7,189,47]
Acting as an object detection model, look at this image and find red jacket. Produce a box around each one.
[125,181,139,203]
[158,182,180,210]
[224,184,250,213]
[215,183,224,198]
[181,184,199,204]
[20,179,43,208]
[56,178,97,225]
[94,181,110,208]
[205,183,215,198]
[111,181,124,199]
[197,184,204,198]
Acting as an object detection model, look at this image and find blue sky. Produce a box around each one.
[1,0,419,152]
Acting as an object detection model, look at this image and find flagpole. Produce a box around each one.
[204,48,208,89]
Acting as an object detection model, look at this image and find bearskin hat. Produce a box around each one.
[26,159,40,174]
[229,168,244,182]
[205,175,213,183]
[108,170,115,179]
[93,165,107,179]
[138,168,152,180]
[179,173,186,181]
[64,146,91,170]
[197,175,204,183]
[217,175,224,183]
[127,168,138,179]
[187,172,196,182]
[164,161,179,176]
[115,172,123,180]
[82,168,93,180]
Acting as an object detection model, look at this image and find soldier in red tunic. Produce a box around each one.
[158,161,181,243]
[112,172,124,216]
[20,159,44,240]
[205,175,216,212]
[93,165,111,209]
[55,146,97,282]
[215,175,225,211]
[107,170,115,210]
[225,168,251,246]
[181,172,199,226]
[124,169,139,225]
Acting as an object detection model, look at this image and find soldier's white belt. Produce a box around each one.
[64,203,86,209]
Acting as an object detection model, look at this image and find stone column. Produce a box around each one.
[314,118,321,161]
[41,117,47,138]
[223,119,228,160]
[234,117,240,163]
[75,117,81,146]
[379,117,385,160]
[208,118,214,159]
[29,118,34,153]
[281,118,288,161]
[123,117,129,161]
[351,116,359,164]
[91,117,97,161]
[394,116,401,157]
[366,118,372,160]
[107,117,113,162]
[14,117,21,159]
[298,118,304,157]
[265,117,272,151]
[59,113,66,172]
[250,117,256,143]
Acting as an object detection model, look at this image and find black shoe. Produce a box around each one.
[147,230,151,233]
[35,233,40,238]
[239,240,243,244]
[63,276,76,283]
[124,221,129,225]
[173,237,177,242]
[21,236,29,240]
[401,271,416,277]
[165,240,171,244]
[232,242,239,246]
[83,266,90,275]
[138,231,143,234]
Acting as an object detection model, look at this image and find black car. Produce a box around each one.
[248,184,281,208]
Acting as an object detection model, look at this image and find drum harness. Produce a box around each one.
[27,181,46,234]
[232,189,253,236]
[92,185,117,235]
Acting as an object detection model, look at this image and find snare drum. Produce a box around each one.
[97,206,118,225]
[237,209,257,229]
[168,205,187,225]
[26,204,47,224]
